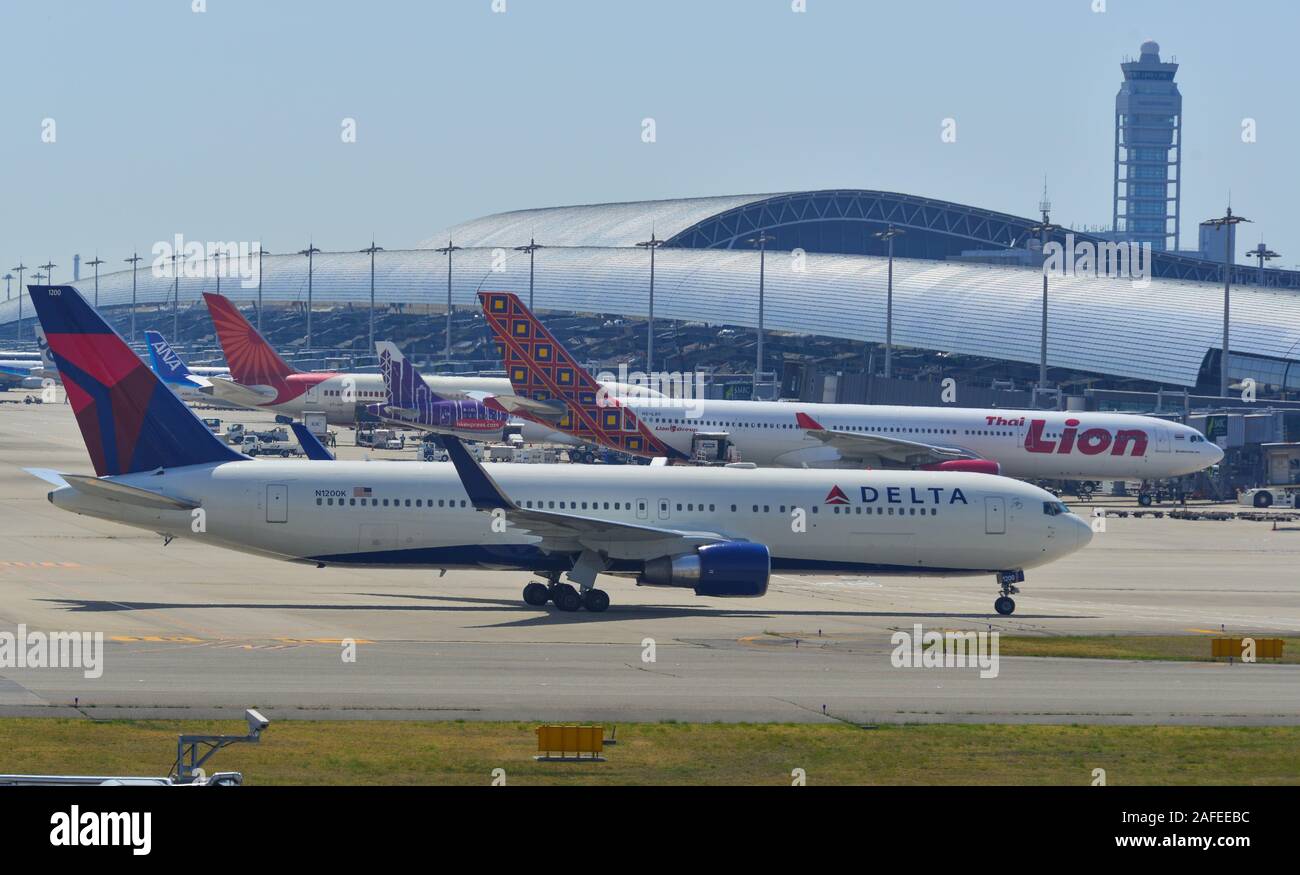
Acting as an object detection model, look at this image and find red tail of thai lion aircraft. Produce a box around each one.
[478,291,688,459]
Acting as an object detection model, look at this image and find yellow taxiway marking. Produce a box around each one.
[1187,629,1222,635]
[109,635,373,645]
[0,561,81,569]
[110,635,203,643]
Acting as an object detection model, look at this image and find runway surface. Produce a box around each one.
[1,398,1297,724]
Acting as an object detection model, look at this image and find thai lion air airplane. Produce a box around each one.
[23,284,1091,615]
[199,292,654,433]
[479,292,1224,481]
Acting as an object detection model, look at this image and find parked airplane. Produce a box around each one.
[479,292,1223,480]
[202,292,658,429]
[0,359,43,389]
[24,284,1091,614]
[0,327,58,389]
[369,341,515,441]
[144,330,233,402]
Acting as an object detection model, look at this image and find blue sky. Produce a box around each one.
[2,0,1297,275]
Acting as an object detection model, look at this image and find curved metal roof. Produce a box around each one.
[420,193,778,249]
[7,245,1300,388]
[426,190,1300,288]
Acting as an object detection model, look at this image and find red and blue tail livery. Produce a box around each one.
[27,285,243,476]
[478,292,684,458]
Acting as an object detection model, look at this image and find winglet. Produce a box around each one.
[795,411,824,431]
[290,422,335,461]
[439,436,514,511]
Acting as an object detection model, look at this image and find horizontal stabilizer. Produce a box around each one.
[62,473,200,511]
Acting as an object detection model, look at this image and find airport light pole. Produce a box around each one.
[124,253,142,344]
[514,238,544,310]
[171,251,181,340]
[86,256,104,307]
[298,244,320,349]
[255,246,270,334]
[39,261,56,286]
[10,261,24,343]
[1246,241,1278,287]
[635,233,664,373]
[361,241,383,353]
[746,232,775,384]
[873,225,906,378]
[434,240,461,361]
[1204,206,1250,397]
[1026,193,1061,396]
[2,273,10,302]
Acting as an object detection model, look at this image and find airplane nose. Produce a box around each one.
[1208,443,1225,466]
[1073,514,1094,550]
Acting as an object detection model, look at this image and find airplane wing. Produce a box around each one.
[202,378,278,408]
[439,435,726,559]
[477,392,569,423]
[795,412,981,467]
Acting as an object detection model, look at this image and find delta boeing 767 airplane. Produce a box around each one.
[24,285,1091,615]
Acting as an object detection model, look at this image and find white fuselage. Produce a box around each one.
[225,372,659,444]
[630,400,1221,479]
[48,461,1091,577]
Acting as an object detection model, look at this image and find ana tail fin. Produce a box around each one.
[144,330,194,382]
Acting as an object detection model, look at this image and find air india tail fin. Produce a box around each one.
[477,291,679,458]
[27,286,243,476]
[202,292,297,388]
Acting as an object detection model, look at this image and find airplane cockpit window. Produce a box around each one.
[1042,501,1069,516]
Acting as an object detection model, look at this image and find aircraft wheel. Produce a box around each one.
[994,596,1016,616]
[552,584,582,612]
[1254,491,1274,509]
[522,582,550,607]
[582,589,610,613]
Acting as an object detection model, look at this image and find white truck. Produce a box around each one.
[357,428,405,450]
[240,427,303,457]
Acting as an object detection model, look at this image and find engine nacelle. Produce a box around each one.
[639,542,770,597]
[921,459,1001,475]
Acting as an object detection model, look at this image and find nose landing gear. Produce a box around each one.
[994,570,1024,615]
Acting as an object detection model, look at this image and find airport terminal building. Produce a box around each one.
[6,189,1300,395]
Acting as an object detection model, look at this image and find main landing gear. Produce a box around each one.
[994,570,1024,616]
[522,570,610,613]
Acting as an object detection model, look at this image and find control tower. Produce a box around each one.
[1112,40,1182,252]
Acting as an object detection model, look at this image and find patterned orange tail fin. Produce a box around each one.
[202,293,297,388]
[477,292,682,458]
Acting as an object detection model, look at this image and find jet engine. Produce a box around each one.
[639,542,770,597]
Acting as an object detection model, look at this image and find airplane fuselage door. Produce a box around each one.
[1154,426,1171,453]
[636,498,649,520]
[266,484,288,523]
[984,495,1006,534]
[657,498,670,520]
